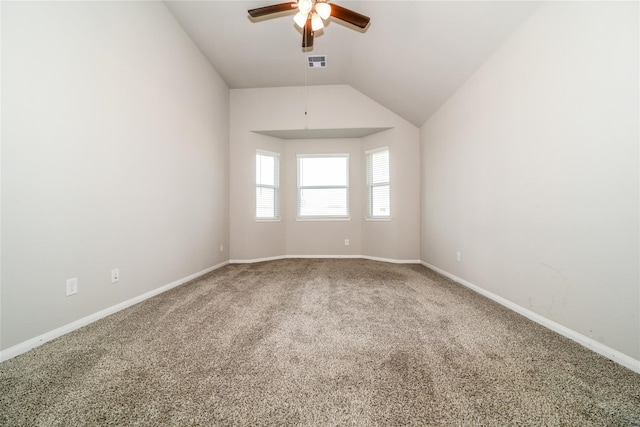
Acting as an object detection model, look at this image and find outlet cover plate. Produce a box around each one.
[66,278,78,296]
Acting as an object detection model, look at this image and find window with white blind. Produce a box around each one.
[366,147,390,218]
[297,154,349,219]
[256,150,280,220]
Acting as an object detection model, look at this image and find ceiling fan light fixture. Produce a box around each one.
[311,13,324,31]
[315,2,331,20]
[298,0,313,14]
[248,1,371,50]
[293,11,308,28]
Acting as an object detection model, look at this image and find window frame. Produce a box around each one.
[366,147,391,220]
[255,149,280,221]
[297,153,350,221]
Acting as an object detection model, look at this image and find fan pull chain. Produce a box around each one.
[304,51,309,128]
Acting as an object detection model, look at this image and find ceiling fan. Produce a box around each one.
[248,0,370,48]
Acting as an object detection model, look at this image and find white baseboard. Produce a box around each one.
[361,255,421,264]
[229,255,287,264]
[230,255,421,264]
[287,254,361,259]
[0,261,229,363]
[420,261,640,375]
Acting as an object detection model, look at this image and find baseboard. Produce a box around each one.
[420,261,640,375]
[0,261,229,363]
[229,255,421,264]
[286,255,363,262]
[229,255,287,264]
[361,255,421,264]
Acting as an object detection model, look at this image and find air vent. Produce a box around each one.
[308,55,327,68]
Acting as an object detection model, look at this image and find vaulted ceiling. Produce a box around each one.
[165,1,542,127]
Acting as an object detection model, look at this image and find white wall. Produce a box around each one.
[230,85,420,262]
[1,1,229,351]
[421,1,639,360]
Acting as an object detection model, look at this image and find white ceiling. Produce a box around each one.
[165,1,542,127]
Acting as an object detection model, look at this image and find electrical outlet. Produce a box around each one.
[66,278,78,296]
[111,268,120,284]
[344,239,350,246]
[456,251,461,262]
[220,244,224,252]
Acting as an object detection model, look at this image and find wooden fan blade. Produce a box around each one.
[302,18,314,48]
[330,3,370,29]
[248,2,297,18]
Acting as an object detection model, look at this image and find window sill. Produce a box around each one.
[366,217,391,222]
[297,217,351,222]
[255,218,281,222]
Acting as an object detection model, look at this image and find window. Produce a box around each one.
[366,147,390,218]
[256,150,280,220]
[297,154,349,219]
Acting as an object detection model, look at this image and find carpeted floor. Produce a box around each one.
[1,259,639,426]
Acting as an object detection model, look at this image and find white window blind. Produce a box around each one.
[256,151,280,219]
[297,155,349,218]
[366,147,390,218]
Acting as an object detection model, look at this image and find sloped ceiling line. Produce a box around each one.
[164,1,542,126]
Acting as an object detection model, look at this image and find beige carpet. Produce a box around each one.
[1,259,639,426]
